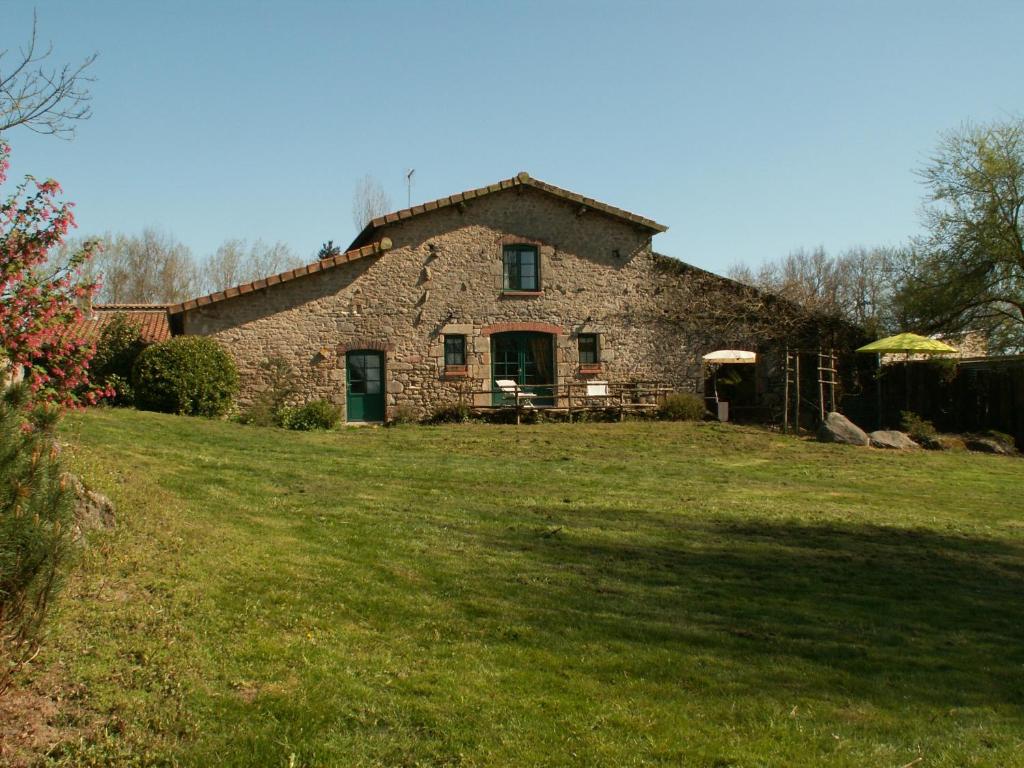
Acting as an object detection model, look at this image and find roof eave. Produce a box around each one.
[167,238,393,315]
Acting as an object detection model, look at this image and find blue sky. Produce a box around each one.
[3,0,1022,275]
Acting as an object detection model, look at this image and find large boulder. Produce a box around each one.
[965,434,1018,456]
[817,412,869,446]
[915,434,948,450]
[869,430,920,450]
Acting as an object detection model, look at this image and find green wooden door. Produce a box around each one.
[346,351,385,422]
[491,332,555,406]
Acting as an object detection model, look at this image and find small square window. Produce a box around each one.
[502,245,539,291]
[578,334,599,364]
[444,335,466,367]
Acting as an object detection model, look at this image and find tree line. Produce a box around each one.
[54,172,395,305]
[52,231,306,304]
[730,117,1024,355]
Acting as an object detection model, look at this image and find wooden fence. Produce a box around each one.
[857,357,1024,448]
[465,381,673,424]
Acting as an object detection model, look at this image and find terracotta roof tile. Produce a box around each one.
[66,305,172,344]
[168,238,393,315]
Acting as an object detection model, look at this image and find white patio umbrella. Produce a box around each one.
[702,350,756,407]
[702,350,757,365]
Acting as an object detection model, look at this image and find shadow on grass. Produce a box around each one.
[486,516,1024,709]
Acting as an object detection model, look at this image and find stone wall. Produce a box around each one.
[179,186,770,421]
[1,356,24,391]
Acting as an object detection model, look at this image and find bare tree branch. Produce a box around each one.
[0,11,97,139]
[727,245,901,339]
[91,230,199,304]
[200,239,303,294]
[351,175,392,231]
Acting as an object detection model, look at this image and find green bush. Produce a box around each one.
[658,392,706,421]
[279,399,341,431]
[0,385,74,691]
[102,373,134,405]
[900,411,938,442]
[426,402,471,424]
[132,337,238,417]
[91,313,147,406]
[237,399,276,428]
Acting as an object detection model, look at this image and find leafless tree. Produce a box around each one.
[201,239,245,294]
[352,175,392,230]
[92,229,199,304]
[660,257,815,347]
[201,239,303,293]
[0,12,97,138]
[729,246,900,338]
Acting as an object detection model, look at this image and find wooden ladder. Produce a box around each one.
[783,348,800,434]
[817,348,838,421]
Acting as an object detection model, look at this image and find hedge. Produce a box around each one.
[132,336,238,417]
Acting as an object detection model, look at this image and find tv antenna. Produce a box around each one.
[405,168,415,207]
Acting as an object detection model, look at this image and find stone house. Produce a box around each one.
[166,172,793,422]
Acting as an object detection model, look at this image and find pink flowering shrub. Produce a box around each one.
[0,142,105,693]
[0,140,106,407]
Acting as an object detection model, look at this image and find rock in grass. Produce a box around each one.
[65,473,116,539]
[869,430,920,450]
[965,435,1018,456]
[817,412,869,446]
[916,434,948,450]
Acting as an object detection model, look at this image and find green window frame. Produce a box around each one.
[578,333,599,364]
[444,335,466,366]
[502,244,539,291]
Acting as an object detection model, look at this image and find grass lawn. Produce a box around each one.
[25,409,1024,766]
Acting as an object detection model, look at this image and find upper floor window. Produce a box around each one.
[444,335,466,366]
[502,244,539,292]
[578,333,599,364]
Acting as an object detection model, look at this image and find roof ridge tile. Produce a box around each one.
[347,173,666,250]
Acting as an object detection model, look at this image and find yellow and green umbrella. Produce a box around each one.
[856,333,958,417]
[856,333,958,356]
